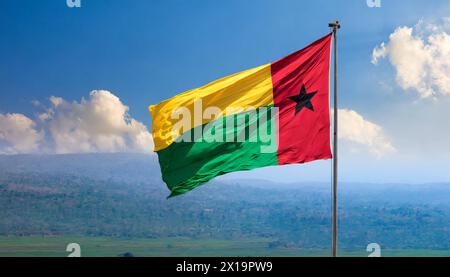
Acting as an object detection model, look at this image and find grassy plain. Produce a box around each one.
[1,236,449,257]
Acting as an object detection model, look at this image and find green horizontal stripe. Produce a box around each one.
[157,105,278,197]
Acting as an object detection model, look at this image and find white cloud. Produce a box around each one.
[0,113,44,154]
[44,90,153,154]
[49,96,64,107]
[372,18,450,98]
[336,109,395,157]
[371,42,387,65]
[0,90,154,155]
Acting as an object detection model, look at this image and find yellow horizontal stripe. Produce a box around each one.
[150,63,274,151]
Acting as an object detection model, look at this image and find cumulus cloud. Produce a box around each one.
[0,113,44,154]
[0,90,153,155]
[335,109,395,157]
[43,90,153,154]
[372,18,450,98]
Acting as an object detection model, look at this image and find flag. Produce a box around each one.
[150,33,332,197]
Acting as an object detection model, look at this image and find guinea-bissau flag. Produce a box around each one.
[150,34,332,197]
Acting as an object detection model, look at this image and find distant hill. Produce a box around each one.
[0,153,162,183]
[1,154,450,250]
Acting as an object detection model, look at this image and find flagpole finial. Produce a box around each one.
[328,20,341,29]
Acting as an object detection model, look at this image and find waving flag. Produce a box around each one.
[150,34,332,197]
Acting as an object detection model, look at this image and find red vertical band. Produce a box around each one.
[271,34,332,165]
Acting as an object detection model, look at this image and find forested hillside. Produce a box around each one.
[1,154,450,250]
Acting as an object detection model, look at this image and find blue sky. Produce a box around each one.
[1,0,450,183]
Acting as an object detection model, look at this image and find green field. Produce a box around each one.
[1,236,449,257]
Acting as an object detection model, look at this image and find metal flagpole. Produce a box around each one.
[328,20,340,258]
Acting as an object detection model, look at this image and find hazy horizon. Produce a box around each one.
[1,153,448,188]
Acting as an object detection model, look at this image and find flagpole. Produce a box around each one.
[329,20,340,258]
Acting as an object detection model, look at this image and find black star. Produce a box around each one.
[288,85,318,115]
